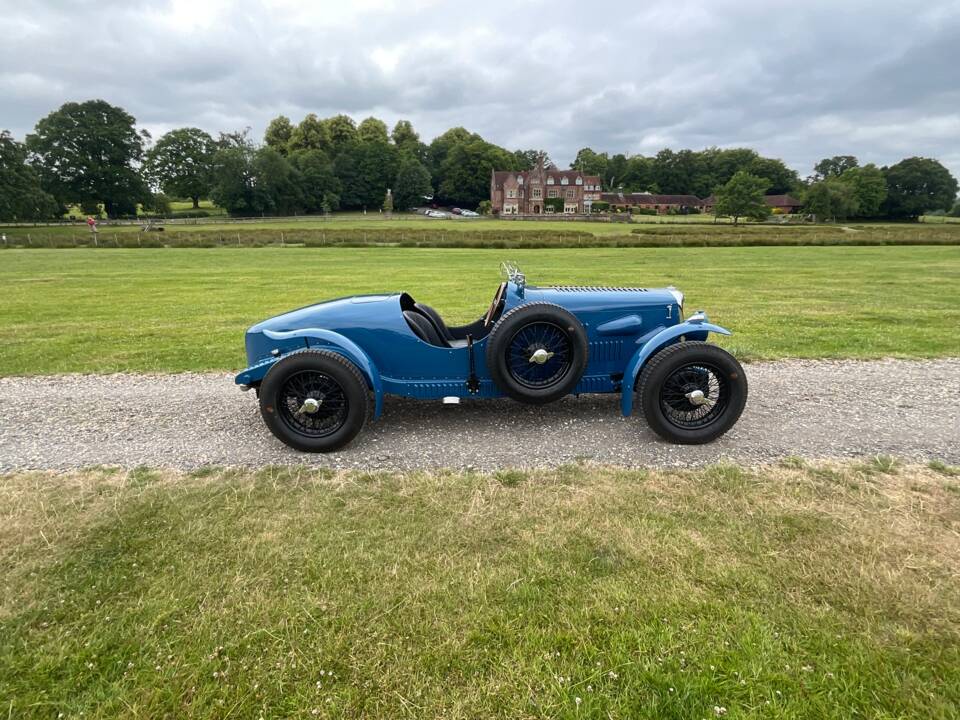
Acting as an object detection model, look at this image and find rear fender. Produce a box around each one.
[620,314,731,417]
[236,328,384,420]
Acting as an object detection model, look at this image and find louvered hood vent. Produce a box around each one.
[548,286,649,292]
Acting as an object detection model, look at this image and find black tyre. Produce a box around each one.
[637,341,747,444]
[486,302,588,404]
[258,349,368,452]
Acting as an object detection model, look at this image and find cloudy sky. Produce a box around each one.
[3,0,959,177]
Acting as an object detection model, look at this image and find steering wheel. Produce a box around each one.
[484,282,507,327]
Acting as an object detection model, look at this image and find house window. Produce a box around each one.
[507,189,516,198]
[561,177,569,185]
[564,203,578,213]
[575,177,583,185]
[532,187,542,199]
[518,189,524,197]
[547,188,559,198]
[518,176,523,184]
[503,203,518,214]
[565,189,575,200]
[546,177,554,185]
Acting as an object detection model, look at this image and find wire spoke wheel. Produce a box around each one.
[277,370,349,438]
[506,321,573,389]
[658,362,729,430]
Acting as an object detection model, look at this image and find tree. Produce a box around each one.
[714,171,771,225]
[0,130,60,221]
[438,139,515,207]
[323,114,358,157]
[747,156,799,195]
[357,117,389,145]
[514,149,551,170]
[143,127,216,208]
[209,139,260,216]
[391,120,419,149]
[287,114,329,155]
[263,115,294,155]
[835,164,886,217]
[392,156,433,211]
[391,120,427,161]
[804,180,858,222]
[26,99,149,217]
[814,156,858,180]
[253,147,302,216]
[570,147,608,177]
[334,140,399,210]
[882,157,959,219]
[288,149,340,213]
[427,127,479,186]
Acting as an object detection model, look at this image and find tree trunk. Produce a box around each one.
[192,196,200,209]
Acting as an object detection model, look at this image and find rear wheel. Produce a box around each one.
[258,349,368,452]
[637,342,747,444]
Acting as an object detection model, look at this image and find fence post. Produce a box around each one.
[237,233,241,247]
[28,234,31,246]
[280,232,284,246]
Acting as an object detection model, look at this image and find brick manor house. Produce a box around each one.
[490,158,603,215]
[490,159,802,216]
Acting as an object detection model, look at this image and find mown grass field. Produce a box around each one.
[1,460,958,718]
[1,245,958,375]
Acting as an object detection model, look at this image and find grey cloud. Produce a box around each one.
[1,0,959,179]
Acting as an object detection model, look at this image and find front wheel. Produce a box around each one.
[258,349,368,452]
[637,342,747,444]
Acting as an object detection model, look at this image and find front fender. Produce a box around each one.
[235,328,384,420]
[620,315,731,416]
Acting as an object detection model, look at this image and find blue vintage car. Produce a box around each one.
[236,265,747,452]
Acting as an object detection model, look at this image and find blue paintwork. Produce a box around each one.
[619,316,731,417]
[236,274,733,417]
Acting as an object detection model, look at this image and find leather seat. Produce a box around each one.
[415,303,454,342]
[403,310,445,346]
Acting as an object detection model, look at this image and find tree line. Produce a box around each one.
[1,98,957,222]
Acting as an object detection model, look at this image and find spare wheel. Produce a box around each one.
[486,302,588,404]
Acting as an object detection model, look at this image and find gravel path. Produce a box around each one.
[1,359,958,472]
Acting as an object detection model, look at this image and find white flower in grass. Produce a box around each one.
[575,697,582,706]
[608,671,618,680]
[714,706,727,716]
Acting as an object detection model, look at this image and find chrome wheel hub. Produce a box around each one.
[528,348,555,365]
[685,389,707,406]
[299,397,322,414]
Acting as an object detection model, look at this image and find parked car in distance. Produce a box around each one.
[425,210,448,218]
[459,209,479,217]
[236,264,748,453]
[450,207,463,215]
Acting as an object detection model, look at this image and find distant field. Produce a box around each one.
[3,217,959,249]
[2,460,958,718]
[1,245,958,374]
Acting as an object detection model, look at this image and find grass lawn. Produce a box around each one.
[1,460,958,718]
[1,246,958,375]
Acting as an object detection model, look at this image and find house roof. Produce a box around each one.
[492,168,604,189]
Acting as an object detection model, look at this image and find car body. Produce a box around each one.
[425,209,448,218]
[237,265,747,451]
[459,209,479,217]
[450,207,463,215]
